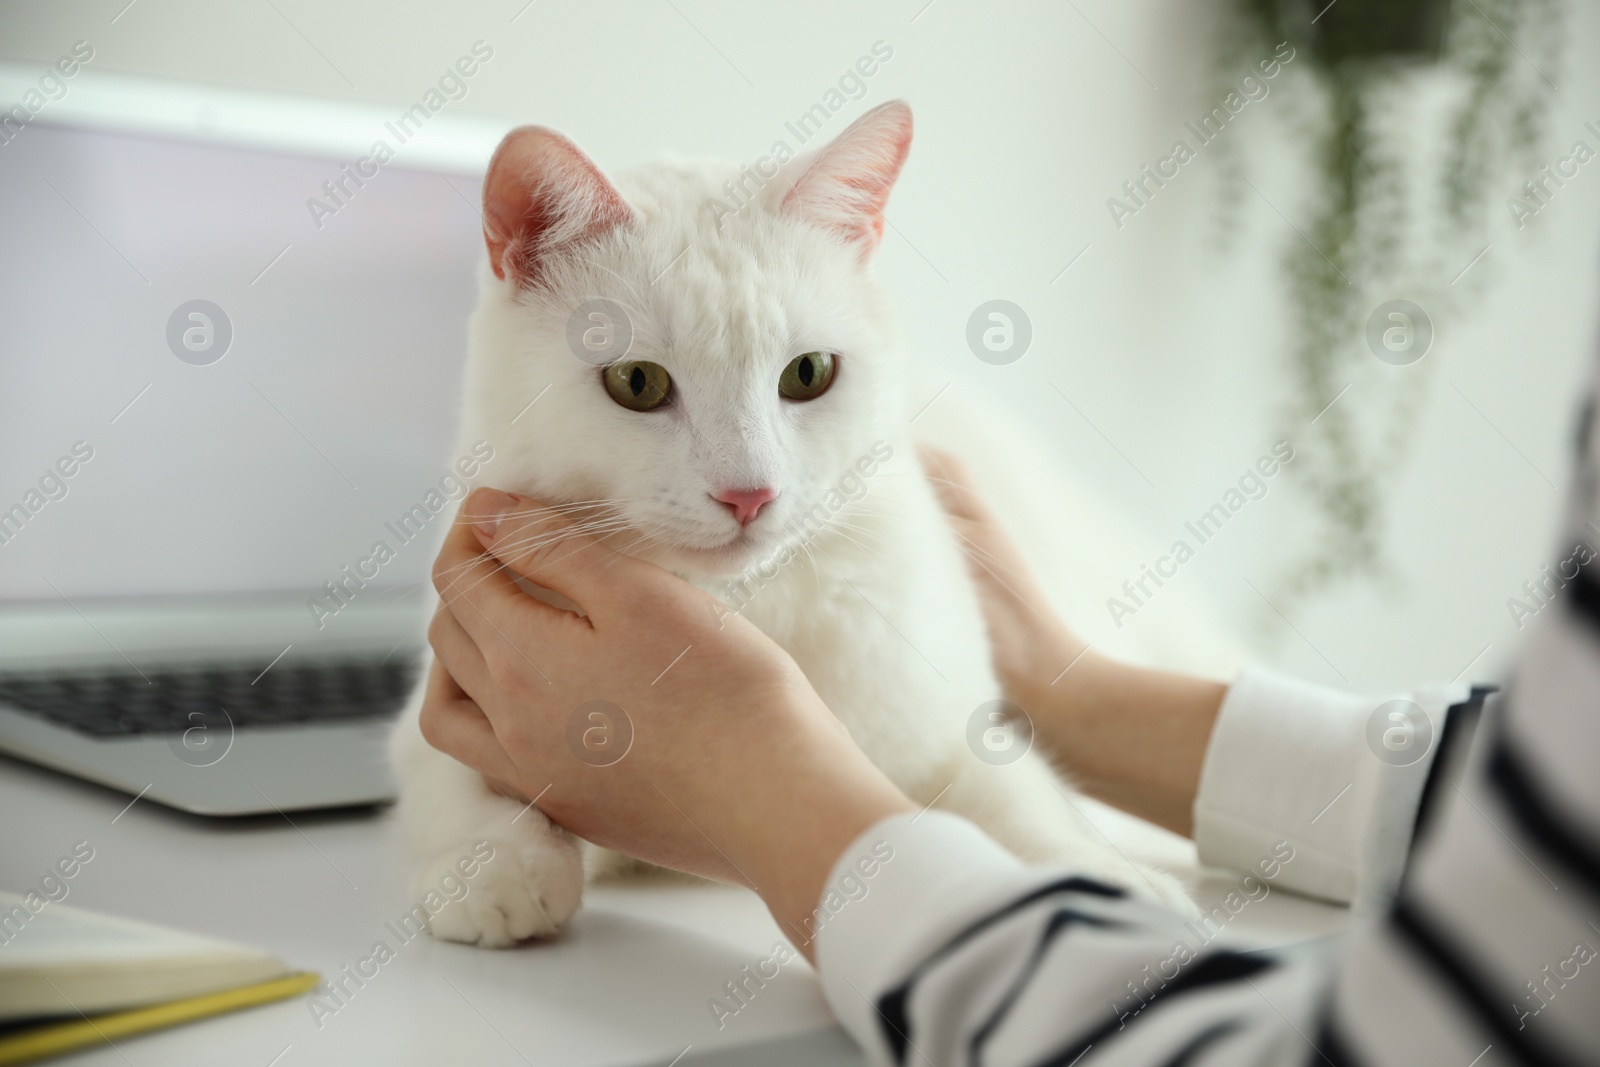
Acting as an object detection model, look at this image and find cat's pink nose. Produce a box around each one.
[712,487,777,526]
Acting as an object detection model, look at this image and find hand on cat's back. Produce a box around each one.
[421,486,914,953]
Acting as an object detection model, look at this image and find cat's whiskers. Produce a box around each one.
[459,498,630,530]
[447,508,633,551]
[821,506,893,542]
[435,510,640,598]
[818,526,881,558]
[837,495,914,525]
[435,530,605,594]
[486,516,638,560]
[444,487,911,606]
[747,513,882,595]
[438,527,638,612]
[799,535,833,586]
[815,496,899,548]
[789,509,878,552]
[946,528,1040,597]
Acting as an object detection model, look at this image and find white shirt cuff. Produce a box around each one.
[813,811,1030,1055]
[1193,666,1468,907]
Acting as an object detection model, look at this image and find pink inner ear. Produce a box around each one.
[781,101,912,255]
[482,126,634,288]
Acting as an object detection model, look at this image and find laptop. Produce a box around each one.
[0,64,512,815]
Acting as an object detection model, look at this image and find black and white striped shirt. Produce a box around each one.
[816,389,1600,1065]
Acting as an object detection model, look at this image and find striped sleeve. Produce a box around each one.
[816,809,1336,1066]
[1322,596,1600,1065]
[816,380,1600,1064]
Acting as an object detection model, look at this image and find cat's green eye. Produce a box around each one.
[603,360,673,412]
[779,351,836,401]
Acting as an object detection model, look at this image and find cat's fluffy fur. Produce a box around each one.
[390,101,1190,946]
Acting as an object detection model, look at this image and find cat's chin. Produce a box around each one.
[628,534,781,582]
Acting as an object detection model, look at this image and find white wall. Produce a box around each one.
[3,0,1596,694]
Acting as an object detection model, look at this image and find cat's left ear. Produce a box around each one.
[779,100,912,257]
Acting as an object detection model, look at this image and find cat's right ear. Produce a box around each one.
[482,126,634,289]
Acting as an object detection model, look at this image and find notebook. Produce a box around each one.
[0,892,315,1064]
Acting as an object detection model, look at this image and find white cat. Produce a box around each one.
[390,100,1191,947]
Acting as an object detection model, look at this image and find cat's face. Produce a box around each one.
[461,102,913,579]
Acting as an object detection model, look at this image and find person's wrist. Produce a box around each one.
[1031,649,1225,836]
[717,702,913,958]
[1009,630,1105,742]
[1019,645,1141,795]
[1043,644,1117,723]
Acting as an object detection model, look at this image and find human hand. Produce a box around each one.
[920,446,1224,836]
[918,445,1095,709]
[419,488,914,952]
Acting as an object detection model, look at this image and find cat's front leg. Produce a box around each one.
[389,691,584,947]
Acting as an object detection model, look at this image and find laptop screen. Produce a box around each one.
[0,120,484,607]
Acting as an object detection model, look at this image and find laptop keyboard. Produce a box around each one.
[0,657,420,737]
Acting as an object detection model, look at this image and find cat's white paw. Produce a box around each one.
[421,835,585,948]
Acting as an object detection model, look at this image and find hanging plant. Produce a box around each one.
[1216,0,1561,602]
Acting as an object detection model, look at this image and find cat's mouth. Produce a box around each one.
[525,498,774,579]
[604,521,794,581]
[648,529,774,576]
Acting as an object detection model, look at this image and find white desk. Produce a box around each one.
[0,753,1347,1066]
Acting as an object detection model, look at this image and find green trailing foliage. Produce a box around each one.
[1218,0,1560,604]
